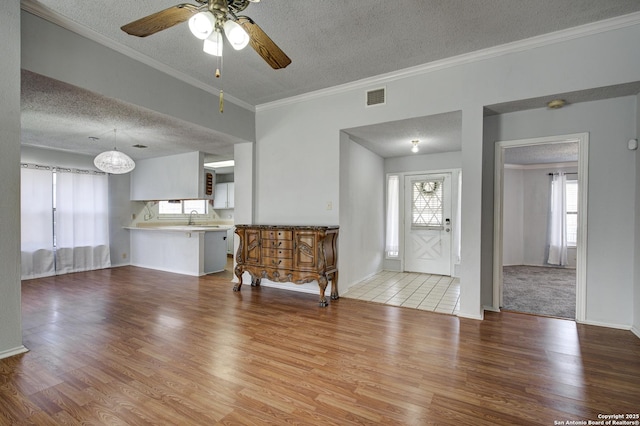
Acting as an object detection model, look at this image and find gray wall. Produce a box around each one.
[485,96,637,327]
[635,94,640,337]
[0,0,25,359]
[503,165,578,267]
[502,168,524,265]
[339,134,385,289]
[21,11,255,145]
[256,20,640,322]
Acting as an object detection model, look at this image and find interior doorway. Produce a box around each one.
[493,133,588,321]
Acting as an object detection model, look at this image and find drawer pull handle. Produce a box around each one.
[273,241,282,247]
[272,259,282,265]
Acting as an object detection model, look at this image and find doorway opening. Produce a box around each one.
[493,133,588,321]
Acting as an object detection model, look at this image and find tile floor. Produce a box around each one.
[342,270,460,315]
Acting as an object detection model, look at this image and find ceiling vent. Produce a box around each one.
[366,87,386,107]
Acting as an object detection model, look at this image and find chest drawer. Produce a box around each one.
[262,239,293,250]
[263,257,293,269]
[262,248,292,259]
[261,230,292,240]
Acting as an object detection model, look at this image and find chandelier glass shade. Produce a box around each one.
[94,150,136,174]
[93,129,136,174]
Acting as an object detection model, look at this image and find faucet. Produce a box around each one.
[188,210,199,225]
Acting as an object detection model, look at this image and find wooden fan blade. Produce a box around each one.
[237,16,291,69]
[121,4,200,37]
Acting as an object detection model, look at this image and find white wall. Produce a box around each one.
[338,134,385,290]
[486,96,637,328]
[634,94,640,337]
[255,20,640,321]
[502,168,524,265]
[0,0,25,359]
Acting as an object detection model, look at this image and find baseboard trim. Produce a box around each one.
[457,311,484,320]
[483,305,500,313]
[0,345,29,360]
[577,319,631,331]
[630,325,640,339]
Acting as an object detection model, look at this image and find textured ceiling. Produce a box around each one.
[344,112,462,159]
[20,0,640,163]
[505,143,578,165]
[24,0,640,107]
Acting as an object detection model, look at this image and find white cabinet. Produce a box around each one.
[226,227,235,255]
[213,182,234,209]
[130,152,214,200]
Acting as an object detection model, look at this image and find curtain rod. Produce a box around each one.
[548,172,578,175]
[21,163,106,175]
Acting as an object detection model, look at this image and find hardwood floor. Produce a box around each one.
[1,265,639,425]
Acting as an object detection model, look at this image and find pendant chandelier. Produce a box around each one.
[93,129,136,174]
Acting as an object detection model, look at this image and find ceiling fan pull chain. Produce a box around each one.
[219,90,224,113]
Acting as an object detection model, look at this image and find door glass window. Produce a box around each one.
[411,179,444,229]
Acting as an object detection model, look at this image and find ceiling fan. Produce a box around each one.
[120,0,291,70]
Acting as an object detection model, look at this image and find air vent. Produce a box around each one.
[366,87,386,106]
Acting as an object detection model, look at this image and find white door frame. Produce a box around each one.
[397,168,461,277]
[404,172,453,275]
[492,133,588,322]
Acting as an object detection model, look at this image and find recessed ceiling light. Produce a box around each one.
[132,144,148,149]
[204,160,235,168]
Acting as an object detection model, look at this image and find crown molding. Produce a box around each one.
[257,11,640,112]
[20,0,255,113]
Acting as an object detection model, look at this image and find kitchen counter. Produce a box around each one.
[126,225,231,276]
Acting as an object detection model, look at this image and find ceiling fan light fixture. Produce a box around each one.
[203,29,224,56]
[411,140,420,153]
[188,11,215,40]
[223,19,250,50]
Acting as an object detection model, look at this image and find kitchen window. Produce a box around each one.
[158,200,208,215]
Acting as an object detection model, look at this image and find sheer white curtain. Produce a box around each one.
[20,166,55,279]
[55,170,111,273]
[385,175,400,256]
[547,172,568,266]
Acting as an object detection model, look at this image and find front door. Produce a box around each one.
[404,173,452,275]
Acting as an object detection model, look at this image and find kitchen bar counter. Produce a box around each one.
[126,226,230,276]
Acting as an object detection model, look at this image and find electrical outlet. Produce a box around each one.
[122,253,127,259]
[326,201,332,210]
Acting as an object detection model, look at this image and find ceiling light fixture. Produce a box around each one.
[203,29,224,57]
[188,12,216,40]
[223,20,250,50]
[411,140,420,153]
[204,160,235,168]
[547,99,566,109]
[93,129,136,174]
